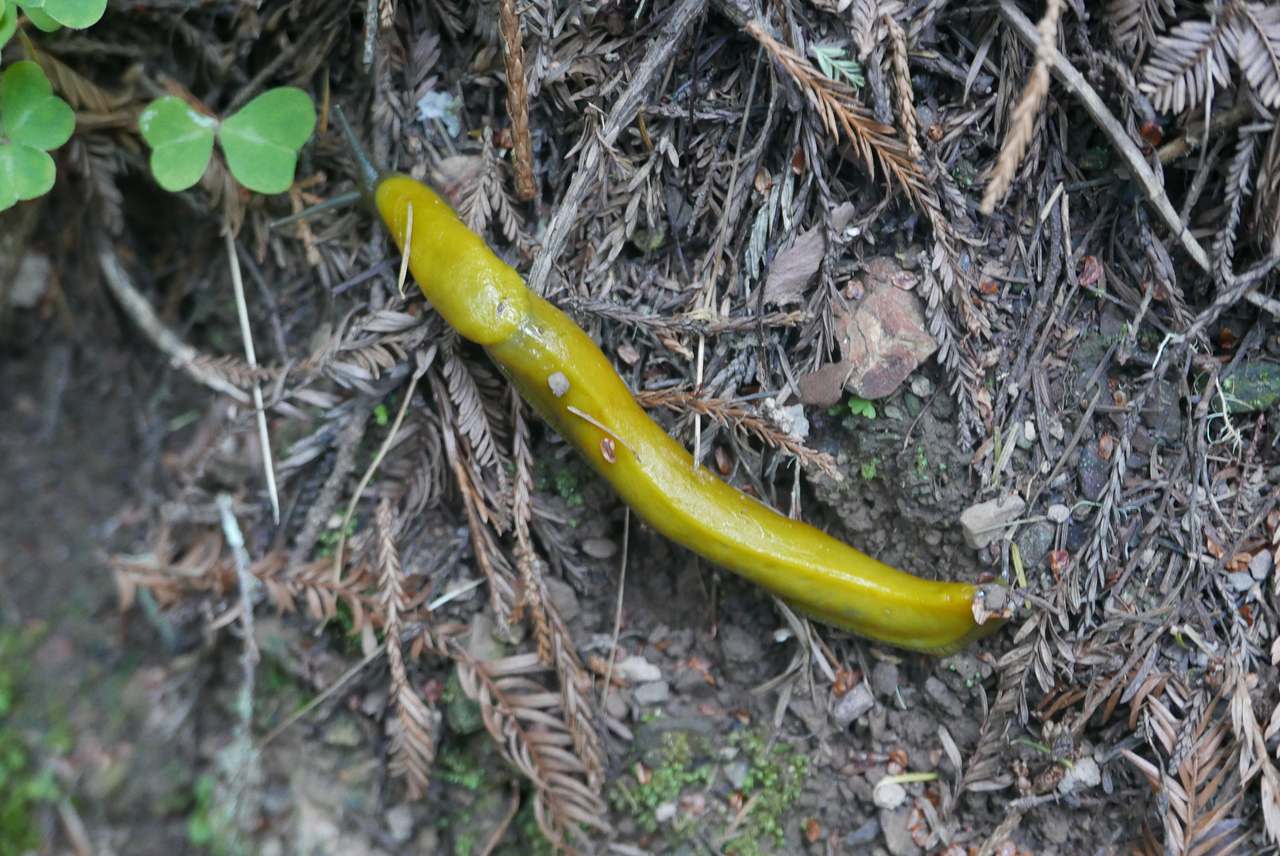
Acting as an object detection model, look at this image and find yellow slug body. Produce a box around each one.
[373,173,1000,655]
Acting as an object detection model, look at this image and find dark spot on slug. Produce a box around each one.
[600,437,616,463]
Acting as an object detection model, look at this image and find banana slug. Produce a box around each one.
[340,125,1002,655]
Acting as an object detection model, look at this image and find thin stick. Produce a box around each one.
[259,646,385,747]
[996,0,1210,272]
[332,351,432,583]
[565,404,639,458]
[478,784,522,856]
[599,509,631,710]
[268,191,362,229]
[225,228,281,524]
[98,240,251,405]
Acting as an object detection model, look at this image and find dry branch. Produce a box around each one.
[376,498,436,799]
[996,0,1211,273]
[498,0,536,201]
[980,0,1062,214]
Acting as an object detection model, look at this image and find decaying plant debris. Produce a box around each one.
[7,0,1280,851]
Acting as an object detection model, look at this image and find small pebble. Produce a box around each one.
[1250,550,1272,581]
[633,680,670,705]
[385,805,415,844]
[1057,756,1101,795]
[616,655,661,683]
[832,682,875,728]
[1047,504,1071,524]
[1226,571,1254,592]
[582,537,617,559]
[873,780,906,810]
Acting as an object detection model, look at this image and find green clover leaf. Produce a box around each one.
[138,96,216,191]
[19,3,63,32]
[0,2,17,49]
[0,143,54,210]
[1,61,75,149]
[38,0,107,28]
[0,61,73,211]
[217,87,315,194]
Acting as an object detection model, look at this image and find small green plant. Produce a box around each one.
[0,626,60,855]
[373,402,391,427]
[913,445,929,479]
[0,3,15,46]
[846,396,877,420]
[860,458,878,480]
[186,773,217,849]
[1,0,107,42]
[0,60,72,211]
[436,746,486,791]
[315,518,357,558]
[726,731,809,854]
[0,732,60,855]
[553,467,584,507]
[0,0,109,210]
[610,732,714,836]
[139,87,316,194]
[609,728,810,853]
[810,43,864,88]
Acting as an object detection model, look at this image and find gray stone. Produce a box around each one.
[909,376,933,398]
[846,818,880,846]
[1251,550,1273,580]
[724,759,750,790]
[672,665,713,696]
[1016,521,1055,569]
[322,716,363,747]
[1047,504,1071,524]
[544,576,579,622]
[879,806,922,856]
[1078,443,1109,502]
[633,681,671,705]
[924,677,963,719]
[582,537,617,559]
[10,253,50,308]
[719,623,764,664]
[384,805,414,843]
[959,494,1026,548]
[832,682,876,728]
[603,689,628,721]
[466,613,506,662]
[616,655,661,683]
[1057,756,1101,795]
[873,780,907,809]
[871,662,900,701]
[1141,380,1183,444]
[1227,571,1255,592]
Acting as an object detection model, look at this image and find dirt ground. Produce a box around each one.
[0,327,1165,854]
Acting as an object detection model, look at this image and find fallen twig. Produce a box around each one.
[996,0,1210,273]
[97,239,252,405]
